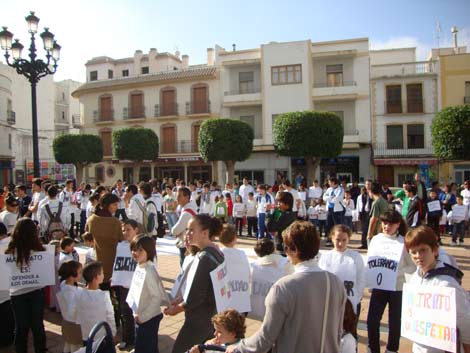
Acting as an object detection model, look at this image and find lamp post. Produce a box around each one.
[0,11,60,178]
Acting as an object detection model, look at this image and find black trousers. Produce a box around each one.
[246,216,258,236]
[367,289,403,353]
[360,212,370,247]
[11,288,46,353]
[0,299,15,348]
[114,286,135,345]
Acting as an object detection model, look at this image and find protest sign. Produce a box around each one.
[366,237,404,291]
[210,261,231,313]
[183,256,200,302]
[126,265,146,312]
[222,248,251,313]
[111,242,137,288]
[0,244,55,291]
[401,283,457,353]
[427,200,441,213]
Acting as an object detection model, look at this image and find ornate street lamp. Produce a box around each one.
[0,11,61,178]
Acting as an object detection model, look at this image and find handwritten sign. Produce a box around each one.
[126,265,147,312]
[210,261,231,313]
[111,242,137,288]
[170,255,195,300]
[427,200,441,213]
[0,244,55,290]
[401,284,457,353]
[222,248,251,313]
[183,256,200,303]
[366,237,404,291]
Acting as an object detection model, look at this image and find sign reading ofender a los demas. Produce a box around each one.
[0,244,55,290]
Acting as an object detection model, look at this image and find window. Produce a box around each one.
[271,64,301,85]
[100,130,112,156]
[90,71,98,81]
[465,82,470,104]
[62,92,65,100]
[386,125,404,149]
[95,165,105,183]
[122,69,129,77]
[123,167,134,184]
[8,134,11,150]
[129,92,144,118]
[407,84,423,113]
[139,167,151,182]
[239,72,254,93]
[331,111,344,124]
[141,66,149,74]
[99,96,113,121]
[386,85,402,114]
[62,111,65,120]
[161,88,177,116]
[407,124,424,149]
[108,70,113,79]
[240,115,260,139]
[326,64,343,87]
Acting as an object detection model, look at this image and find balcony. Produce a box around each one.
[373,143,434,158]
[371,61,437,78]
[72,114,81,128]
[186,101,211,115]
[464,96,470,104]
[6,110,15,125]
[223,87,261,106]
[312,81,358,100]
[344,129,359,136]
[160,139,198,154]
[384,99,425,115]
[93,109,114,122]
[123,106,146,120]
[155,103,178,117]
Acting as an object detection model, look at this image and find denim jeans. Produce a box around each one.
[166,212,178,234]
[343,215,353,230]
[452,221,465,242]
[257,213,266,239]
[235,217,243,236]
[11,288,46,353]
[326,210,343,240]
[367,289,403,353]
[135,313,163,353]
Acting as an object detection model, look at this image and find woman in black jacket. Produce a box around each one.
[268,191,297,255]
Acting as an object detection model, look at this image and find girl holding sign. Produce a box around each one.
[4,218,47,353]
[405,226,470,353]
[319,224,366,316]
[366,210,415,353]
[127,235,169,353]
[165,215,225,353]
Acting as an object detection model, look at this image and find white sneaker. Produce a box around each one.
[451,241,458,246]
[117,342,127,350]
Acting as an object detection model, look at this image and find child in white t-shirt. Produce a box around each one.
[74,261,116,344]
[307,200,318,226]
[233,195,246,237]
[315,199,328,238]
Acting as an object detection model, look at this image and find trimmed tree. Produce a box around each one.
[431,105,470,160]
[112,127,159,182]
[273,111,343,183]
[53,134,103,183]
[198,118,254,184]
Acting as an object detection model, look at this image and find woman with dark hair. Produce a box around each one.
[5,218,47,353]
[267,191,296,254]
[165,214,224,353]
[227,221,347,353]
[85,193,122,289]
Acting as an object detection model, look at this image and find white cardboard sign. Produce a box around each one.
[0,244,55,290]
[222,249,251,313]
[126,265,147,312]
[401,284,457,353]
[366,237,404,291]
[427,200,441,213]
[111,242,137,288]
[210,261,231,313]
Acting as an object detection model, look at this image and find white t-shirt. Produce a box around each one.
[288,188,301,212]
[315,204,328,221]
[307,206,318,220]
[308,186,323,199]
[239,184,254,203]
[31,191,45,221]
[461,188,470,206]
[0,210,18,234]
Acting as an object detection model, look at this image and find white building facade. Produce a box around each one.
[73,48,221,185]
[370,48,439,186]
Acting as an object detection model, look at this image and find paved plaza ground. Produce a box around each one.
[2,231,469,353]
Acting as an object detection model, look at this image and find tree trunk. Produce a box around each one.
[224,160,236,185]
[75,162,84,185]
[306,157,320,185]
[211,161,219,184]
[134,162,141,183]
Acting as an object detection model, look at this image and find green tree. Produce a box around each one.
[431,105,470,160]
[112,127,159,182]
[273,111,343,183]
[198,118,254,183]
[53,134,103,183]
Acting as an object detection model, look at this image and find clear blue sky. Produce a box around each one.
[0,0,469,82]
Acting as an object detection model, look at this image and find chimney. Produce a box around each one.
[451,26,459,54]
[207,48,215,66]
[182,54,189,69]
[232,44,236,51]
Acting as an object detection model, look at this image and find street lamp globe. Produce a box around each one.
[25,11,40,34]
[0,27,13,50]
[40,27,54,51]
[51,41,61,61]
[11,39,23,60]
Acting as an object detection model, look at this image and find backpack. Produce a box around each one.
[44,202,65,240]
[137,199,158,235]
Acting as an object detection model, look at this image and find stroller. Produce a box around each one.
[73,321,116,353]
[188,344,226,352]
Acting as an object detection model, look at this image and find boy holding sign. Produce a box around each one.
[366,210,415,353]
[404,225,470,353]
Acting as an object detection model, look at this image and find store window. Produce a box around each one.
[139,166,151,182]
[123,167,134,184]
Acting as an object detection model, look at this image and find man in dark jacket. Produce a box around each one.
[406,184,421,228]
